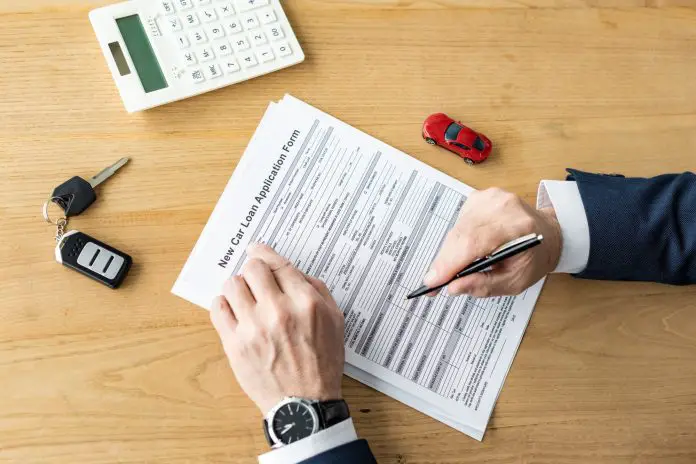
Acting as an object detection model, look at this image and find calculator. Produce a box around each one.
[89,0,305,112]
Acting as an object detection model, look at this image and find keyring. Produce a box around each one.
[43,197,67,225]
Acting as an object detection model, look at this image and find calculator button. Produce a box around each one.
[207,23,226,40]
[224,19,243,35]
[194,0,211,4]
[232,36,251,52]
[250,30,267,46]
[190,27,208,44]
[190,68,205,83]
[161,1,177,15]
[273,41,292,57]
[182,12,199,27]
[182,50,198,66]
[198,46,215,62]
[265,25,284,41]
[238,51,258,68]
[176,33,191,48]
[258,8,277,24]
[200,8,218,23]
[256,46,275,63]
[237,0,269,11]
[204,63,223,79]
[214,40,232,56]
[166,16,183,32]
[175,0,193,10]
[217,2,236,17]
[222,58,241,74]
[241,13,260,29]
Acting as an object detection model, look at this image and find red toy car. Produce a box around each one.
[422,113,492,165]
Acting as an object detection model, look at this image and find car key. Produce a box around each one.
[51,158,129,217]
[55,230,132,289]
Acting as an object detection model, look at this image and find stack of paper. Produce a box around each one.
[173,95,545,440]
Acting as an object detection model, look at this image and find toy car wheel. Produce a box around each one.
[464,158,475,166]
[425,137,436,145]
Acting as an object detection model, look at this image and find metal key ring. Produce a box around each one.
[43,197,67,225]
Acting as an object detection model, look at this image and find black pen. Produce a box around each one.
[406,233,544,300]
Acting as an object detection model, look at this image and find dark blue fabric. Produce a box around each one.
[567,169,696,284]
[298,439,376,464]
[298,169,694,463]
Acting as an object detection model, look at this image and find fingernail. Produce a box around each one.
[424,269,437,284]
[445,285,464,297]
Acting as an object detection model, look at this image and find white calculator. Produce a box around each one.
[89,0,305,112]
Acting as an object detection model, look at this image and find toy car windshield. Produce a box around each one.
[445,122,462,141]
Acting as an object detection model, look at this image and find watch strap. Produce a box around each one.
[262,419,273,446]
[315,399,350,429]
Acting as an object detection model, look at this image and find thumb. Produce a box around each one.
[305,275,335,304]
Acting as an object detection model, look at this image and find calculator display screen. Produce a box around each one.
[115,15,168,93]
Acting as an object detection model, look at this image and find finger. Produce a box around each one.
[246,242,291,272]
[222,275,256,323]
[423,227,480,288]
[306,276,344,330]
[424,220,513,289]
[426,288,441,298]
[242,257,282,301]
[447,270,517,298]
[247,243,308,295]
[210,295,238,338]
[305,275,333,302]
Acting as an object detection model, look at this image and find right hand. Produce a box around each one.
[424,188,563,298]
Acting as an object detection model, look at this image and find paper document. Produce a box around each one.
[173,95,545,440]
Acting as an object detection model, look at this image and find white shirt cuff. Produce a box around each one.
[537,181,590,274]
[258,418,358,464]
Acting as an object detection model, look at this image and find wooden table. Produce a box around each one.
[2,1,695,462]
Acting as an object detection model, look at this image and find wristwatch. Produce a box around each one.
[263,397,350,448]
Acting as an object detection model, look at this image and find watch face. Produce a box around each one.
[271,401,317,445]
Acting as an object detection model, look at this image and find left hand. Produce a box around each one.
[209,243,346,415]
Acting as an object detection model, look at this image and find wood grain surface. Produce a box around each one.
[1,1,695,463]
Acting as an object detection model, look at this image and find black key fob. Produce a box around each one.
[55,230,132,289]
[51,177,97,217]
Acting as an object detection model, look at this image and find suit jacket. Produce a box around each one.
[568,169,696,284]
[299,439,377,464]
[298,169,696,464]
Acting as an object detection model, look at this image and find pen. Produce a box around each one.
[406,233,544,300]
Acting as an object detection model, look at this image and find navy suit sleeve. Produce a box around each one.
[298,439,377,464]
[567,169,696,284]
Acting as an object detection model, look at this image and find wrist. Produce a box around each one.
[262,397,351,448]
[257,386,343,416]
[537,207,563,272]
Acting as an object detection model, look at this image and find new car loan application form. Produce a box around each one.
[173,95,545,440]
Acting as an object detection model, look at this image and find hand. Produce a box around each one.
[424,188,562,298]
[210,243,345,415]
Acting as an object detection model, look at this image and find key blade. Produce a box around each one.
[89,158,130,188]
